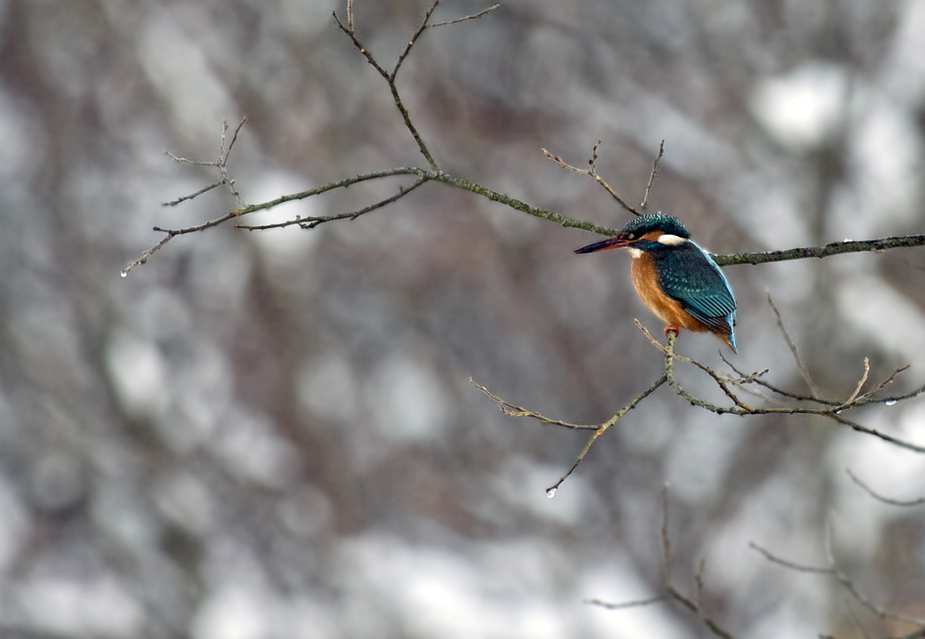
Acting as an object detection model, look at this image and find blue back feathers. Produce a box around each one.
[652,242,736,330]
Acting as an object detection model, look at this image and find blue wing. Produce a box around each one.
[651,241,737,335]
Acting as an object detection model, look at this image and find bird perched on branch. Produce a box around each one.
[575,213,737,352]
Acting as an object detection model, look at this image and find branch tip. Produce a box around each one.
[640,139,665,211]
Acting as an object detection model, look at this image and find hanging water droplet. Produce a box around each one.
[120,270,128,278]
[546,487,557,499]
[885,400,897,406]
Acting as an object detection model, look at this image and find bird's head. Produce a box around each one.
[575,213,691,254]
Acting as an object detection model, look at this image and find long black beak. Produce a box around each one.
[574,236,630,254]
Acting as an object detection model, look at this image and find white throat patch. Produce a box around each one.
[657,234,688,246]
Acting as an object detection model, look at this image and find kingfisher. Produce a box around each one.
[575,213,737,352]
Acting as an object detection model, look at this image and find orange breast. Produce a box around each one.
[630,253,713,333]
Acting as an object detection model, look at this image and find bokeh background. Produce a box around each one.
[2,0,925,637]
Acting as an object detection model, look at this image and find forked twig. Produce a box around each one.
[852,364,911,406]
[543,139,666,217]
[751,533,925,629]
[122,118,248,277]
[544,373,667,495]
[333,1,443,168]
[237,177,429,231]
[163,117,247,207]
[843,357,870,406]
[637,321,750,410]
[469,373,667,495]
[333,0,498,170]
[543,141,641,216]
[587,485,738,639]
[720,352,838,406]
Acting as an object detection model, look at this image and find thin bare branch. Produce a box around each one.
[138,7,925,634]
[585,596,667,610]
[766,291,825,400]
[694,559,707,611]
[164,151,217,167]
[852,364,912,405]
[153,212,244,238]
[827,412,925,454]
[431,170,617,235]
[659,486,738,639]
[469,377,601,429]
[120,233,174,278]
[660,483,672,585]
[431,3,500,27]
[390,0,441,80]
[846,468,925,507]
[749,542,831,574]
[722,377,786,407]
[163,179,225,207]
[332,12,388,76]
[843,357,870,406]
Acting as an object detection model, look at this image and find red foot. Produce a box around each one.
[663,325,680,338]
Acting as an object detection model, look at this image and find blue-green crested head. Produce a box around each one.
[620,213,690,240]
[574,213,692,255]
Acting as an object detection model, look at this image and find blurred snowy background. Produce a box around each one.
[2,0,925,637]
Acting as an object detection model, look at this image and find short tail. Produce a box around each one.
[722,330,737,353]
